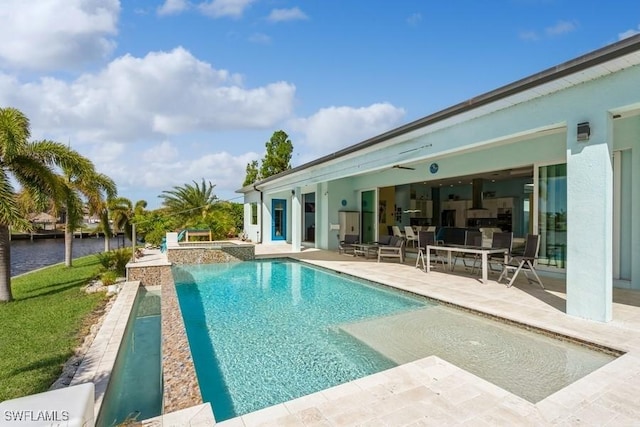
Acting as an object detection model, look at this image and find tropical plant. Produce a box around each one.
[0,107,97,302]
[109,197,147,242]
[61,169,117,267]
[94,247,131,277]
[100,270,117,287]
[159,179,218,225]
[133,208,176,246]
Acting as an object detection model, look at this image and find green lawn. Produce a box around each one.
[0,256,107,401]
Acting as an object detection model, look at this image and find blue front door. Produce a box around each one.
[272,199,286,241]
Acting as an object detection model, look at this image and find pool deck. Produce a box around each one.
[146,243,640,426]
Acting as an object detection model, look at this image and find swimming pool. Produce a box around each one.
[173,260,616,421]
[97,287,162,426]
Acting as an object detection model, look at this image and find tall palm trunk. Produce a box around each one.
[64,214,73,267]
[104,235,110,252]
[0,225,13,302]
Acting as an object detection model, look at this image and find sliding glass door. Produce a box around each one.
[361,190,376,243]
[538,164,567,268]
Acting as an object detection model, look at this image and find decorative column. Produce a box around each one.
[291,187,302,252]
[566,114,613,322]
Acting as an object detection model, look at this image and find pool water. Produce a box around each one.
[174,260,426,420]
[97,287,162,426]
[174,260,617,421]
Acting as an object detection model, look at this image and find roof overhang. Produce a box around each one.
[237,34,640,194]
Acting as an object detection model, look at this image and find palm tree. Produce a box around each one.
[61,170,117,267]
[0,107,92,301]
[159,179,218,225]
[109,197,147,243]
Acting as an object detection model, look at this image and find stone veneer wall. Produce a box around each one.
[167,244,254,264]
[127,265,173,287]
[161,275,204,414]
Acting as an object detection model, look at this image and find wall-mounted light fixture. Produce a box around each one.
[577,121,590,142]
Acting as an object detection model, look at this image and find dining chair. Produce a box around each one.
[488,231,513,272]
[415,231,446,270]
[404,226,418,247]
[498,234,544,288]
[453,230,483,272]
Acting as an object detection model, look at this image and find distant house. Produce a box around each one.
[238,34,640,323]
[28,212,58,231]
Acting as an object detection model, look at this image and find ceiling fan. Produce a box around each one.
[392,164,415,170]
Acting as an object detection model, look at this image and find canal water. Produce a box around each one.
[10,236,131,277]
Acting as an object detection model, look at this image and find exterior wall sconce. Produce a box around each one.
[577,122,590,142]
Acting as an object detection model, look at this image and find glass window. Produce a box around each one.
[250,203,258,225]
[538,164,567,268]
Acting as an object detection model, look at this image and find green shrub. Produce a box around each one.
[111,248,132,276]
[95,251,114,271]
[100,270,117,286]
[94,248,132,276]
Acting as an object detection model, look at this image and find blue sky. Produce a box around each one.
[0,1,638,208]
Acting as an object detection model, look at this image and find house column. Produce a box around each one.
[631,139,640,289]
[291,187,302,252]
[566,114,613,322]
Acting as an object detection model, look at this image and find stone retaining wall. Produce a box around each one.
[167,244,254,264]
[127,265,173,287]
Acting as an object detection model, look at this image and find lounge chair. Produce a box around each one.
[378,235,405,263]
[338,234,359,255]
[498,234,544,289]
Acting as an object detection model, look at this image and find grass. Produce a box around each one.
[0,255,108,401]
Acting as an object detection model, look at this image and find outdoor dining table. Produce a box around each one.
[353,243,380,259]
[425,244,509,284]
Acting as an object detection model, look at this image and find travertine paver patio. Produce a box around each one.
[208,244,640,426]
[130,243,640,425]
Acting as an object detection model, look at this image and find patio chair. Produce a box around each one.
[415,231,447,270]
[452,230,483,272]
[392,225,404,238]
[375,234,392,246]
[498,234,544,289]
[338,234,359,255]
[378,235,405,263]
[488,231,513,272]
[404,226,418,248]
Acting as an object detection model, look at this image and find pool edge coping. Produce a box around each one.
[70,280,140,420]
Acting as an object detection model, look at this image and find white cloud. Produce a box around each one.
[158,0,189,16]
[289,103,406,161]
[142,141,179,164]
[198,0,256,18]
[619,25,640,40]
[248,33,272,44]
[518,30,540,41]
[545,20,577,37]
[0,47,296,145]
[406,13,422,26]
[267,7,308,22]
[130,149,259,199]
[0,0,119,71]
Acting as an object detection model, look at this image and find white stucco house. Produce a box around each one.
[238,34,640,323]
